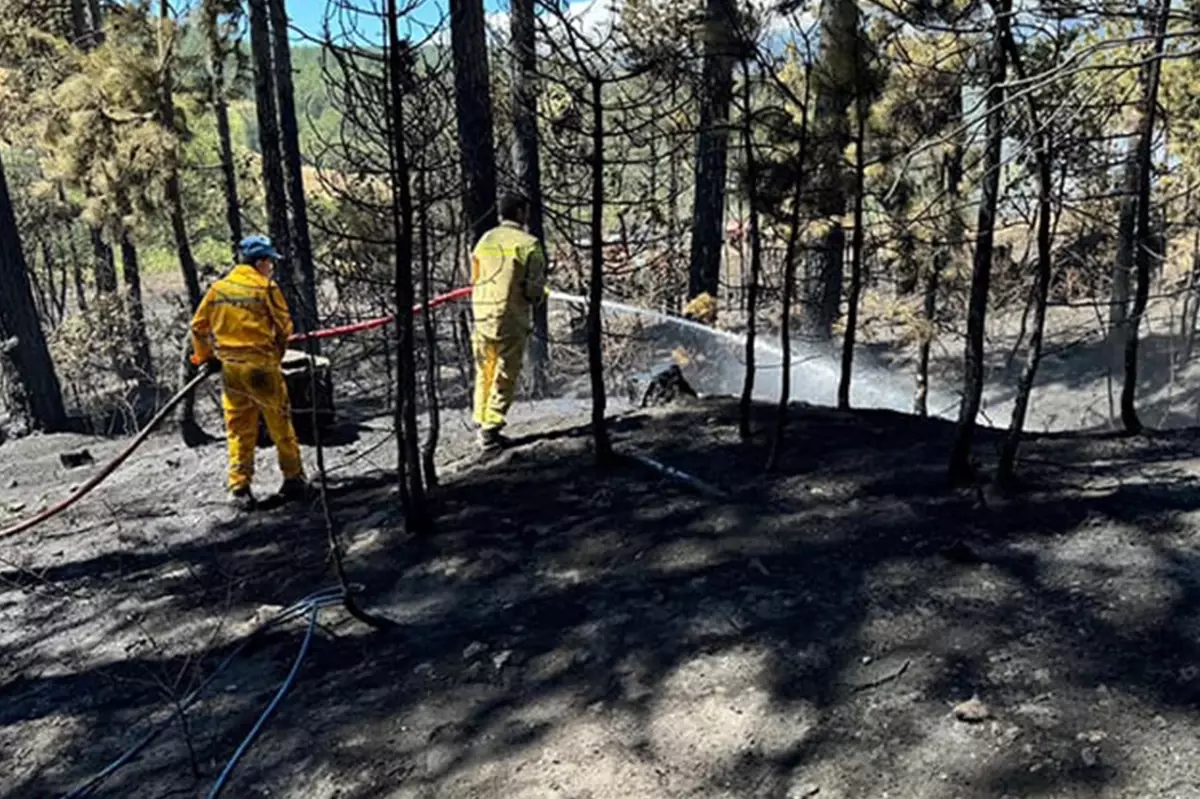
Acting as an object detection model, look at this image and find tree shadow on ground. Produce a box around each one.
[5,400,1200,798]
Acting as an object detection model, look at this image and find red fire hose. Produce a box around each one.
[0,286,474,540]
[288,286,473,343]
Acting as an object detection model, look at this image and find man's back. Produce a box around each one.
[192,265,292,365]
[471,221,545,340]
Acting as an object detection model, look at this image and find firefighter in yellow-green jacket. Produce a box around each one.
[471,193,547,452]
[190,235,308,510]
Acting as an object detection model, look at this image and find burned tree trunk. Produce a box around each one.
[418,162,440,492]
[997,23,1057,484]
[203,0,243,249]
[1109,144,1138,376]
[1108,66,1144,398]
[247,0,294,302]
[213,79,242,248]
[268,0,320,337]
[913,267,939,416]
[386,0,428,529]
[801,0,858,341]
[837,95,867,411]
[117,224,156,398]
[947,0,1008,483]
[510,0,549,396]
[687,0,736,302]
[914,89,963,417]
[68,232,87,314]
[738,58,763,440]
[1121,0,1169,434]
[158,1,202,312]
[91,229,117,295]
[998,143,1053,483]
[0,154,67,433]
[588,76,613,464]
[449,0,498,245]
[160,0,208,443]
[766,64,812,473]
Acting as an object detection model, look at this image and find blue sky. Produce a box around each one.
[287,0,508,41]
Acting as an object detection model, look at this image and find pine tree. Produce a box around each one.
[687,0,737,304]
[510,0,549,394]
[200,0,244,249]
[0,152,67,433]
[449,0,498,244]
[948,0,1009,482]
[802,0,860,340]
[268,0,320,335]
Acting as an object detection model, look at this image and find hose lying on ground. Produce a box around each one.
[206,602,322,799]
[64,587,344,799]
[621,451,730,500]
[0,369,212,540]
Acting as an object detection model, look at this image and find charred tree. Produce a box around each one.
[68,233,87,314]
[948,0,1009,483]
[837,92,868,410]
[1109,134,1138,376]
[449,0,498,245]
[1121,0,1169,434]
[91,229,117,295]
[587,76,613,464]
[738,58,763,440]
[268,0,320,336]
[158,0,202,313]
[0,154,67,433]
[510,0,549,395]
[996,25,1055,485]
[202,0,244,249]
[802,0,858,341]
[766,64,812,473]
[385,1,428,529]
[914,88,963,417]
[247,0,294,303]
[116,211,156,400]
[417,161,440,492]
[687,0,737,302]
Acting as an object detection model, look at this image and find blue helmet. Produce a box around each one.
[238,234,283,263]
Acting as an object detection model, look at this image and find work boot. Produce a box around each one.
[228,486,257,512]
[478,427,511,453]
[277,477,311,503]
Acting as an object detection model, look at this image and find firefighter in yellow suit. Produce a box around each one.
[190,235,308,510]
[471,193,547,452]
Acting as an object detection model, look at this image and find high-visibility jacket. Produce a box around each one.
[471,221,547,339]
[190,265,293,366]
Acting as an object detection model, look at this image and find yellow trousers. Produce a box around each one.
[221,361,304,491]
[472,332,527,430]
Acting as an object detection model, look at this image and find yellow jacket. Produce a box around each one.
[471,221,547,339]
[191,265,293,366]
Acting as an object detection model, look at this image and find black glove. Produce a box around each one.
[203,358,223,376]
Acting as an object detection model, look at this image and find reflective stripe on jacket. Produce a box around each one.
[471,221,547,339]
[191,265,293,366]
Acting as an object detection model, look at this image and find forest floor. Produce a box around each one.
[4,389,1200,798]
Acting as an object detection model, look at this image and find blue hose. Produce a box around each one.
[205,603,320,798]
[65,589,342,798]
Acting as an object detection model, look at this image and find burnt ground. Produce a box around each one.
[3,396,1200,798]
